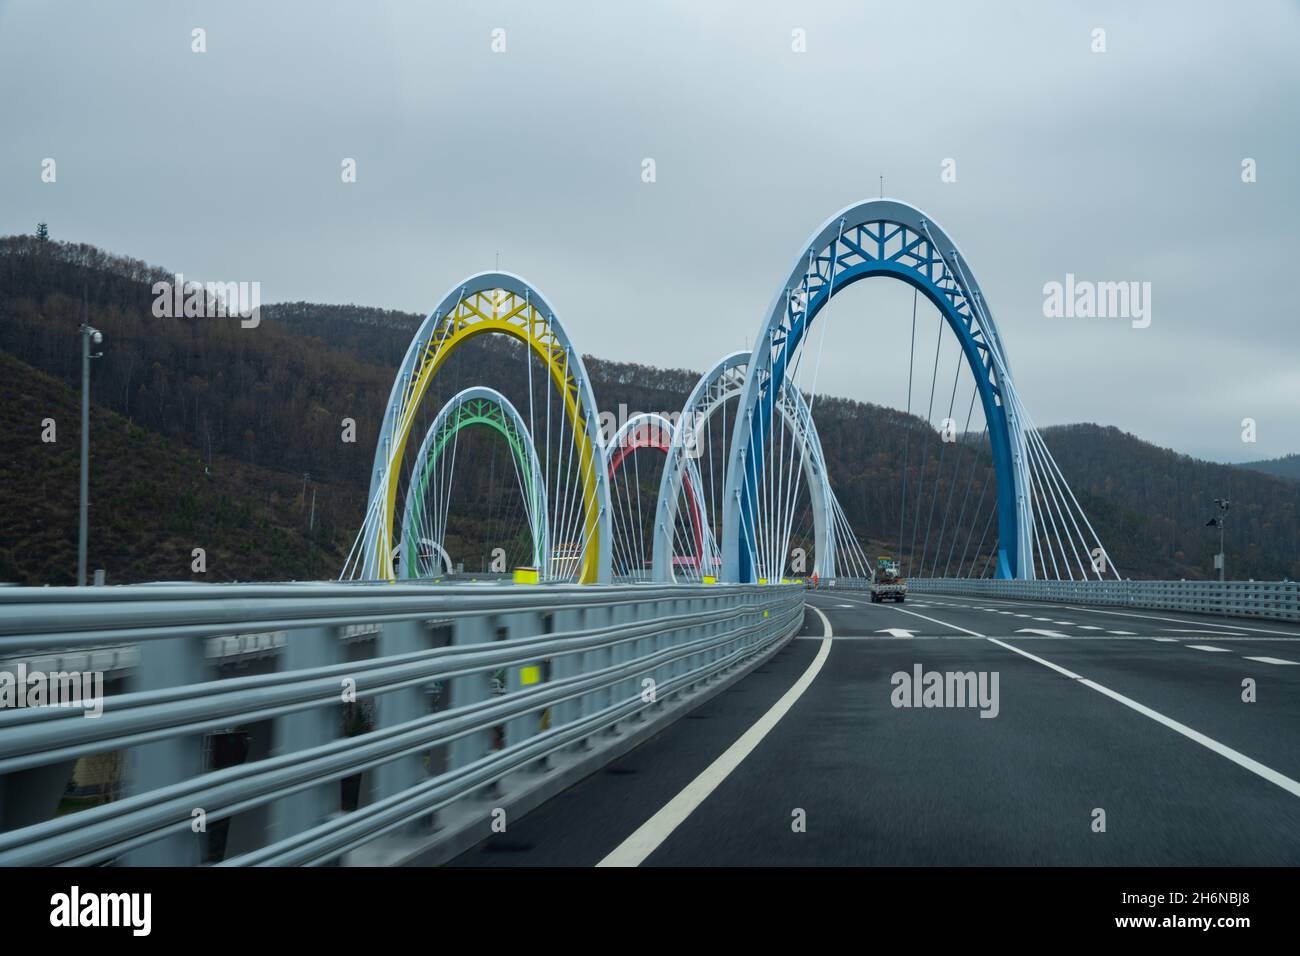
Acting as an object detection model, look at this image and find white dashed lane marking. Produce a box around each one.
[1187,645,1232,653]
[1243,656,1300,666]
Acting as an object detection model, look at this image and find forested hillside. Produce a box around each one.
[2,234,1297,583]
[1237,453,1300,482]
[0,351,347,585]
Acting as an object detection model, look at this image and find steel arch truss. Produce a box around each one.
[344,272,611,583]
[654,351,835,583]
[721,198,1116,582]
[397,386,549,580]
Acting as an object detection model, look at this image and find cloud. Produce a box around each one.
[2,0,1296,460]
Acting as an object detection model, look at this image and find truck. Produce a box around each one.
[870,555,907,603]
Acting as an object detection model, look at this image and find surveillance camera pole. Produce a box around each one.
[1214,497,1230,583]
[1217,515,1224,582]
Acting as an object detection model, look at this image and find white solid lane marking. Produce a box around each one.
[988,639,1300,800]
[1243,656,1300,666]
[1187,644,1232,653]
[987,637,1082,679]
[596,604,834,867]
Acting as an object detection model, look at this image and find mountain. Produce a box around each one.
[2,234,1297,583]
[0,350,347,585]
[1235,454,1300,482]
[1036,425,1299,581]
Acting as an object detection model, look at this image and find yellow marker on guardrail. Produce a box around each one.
[702,575,716,584]
[513,566,539,585]
[520,665,541,685]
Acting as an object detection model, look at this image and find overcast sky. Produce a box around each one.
[3,0,1297,462]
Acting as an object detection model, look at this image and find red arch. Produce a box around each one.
[609,421,705,572]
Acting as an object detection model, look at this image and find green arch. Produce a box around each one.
[400,388,548,578]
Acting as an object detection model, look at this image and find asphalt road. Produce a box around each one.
[448,590,1300,866]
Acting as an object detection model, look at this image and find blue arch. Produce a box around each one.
[723,201,1028,583]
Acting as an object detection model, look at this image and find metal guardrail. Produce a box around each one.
[0,581,804,866]
[820,577,870,590]
[905,578,1300,623]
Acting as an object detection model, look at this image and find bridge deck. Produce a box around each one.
[449,593,1300,866]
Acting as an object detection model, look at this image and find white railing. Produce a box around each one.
[905,578,1300,622]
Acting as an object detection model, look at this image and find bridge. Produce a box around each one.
[2,199,1298,867]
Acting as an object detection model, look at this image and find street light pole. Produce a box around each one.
[78,323,102,586]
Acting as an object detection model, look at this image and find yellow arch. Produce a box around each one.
[375,289,602,583]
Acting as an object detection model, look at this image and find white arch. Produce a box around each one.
[652,351,834,583]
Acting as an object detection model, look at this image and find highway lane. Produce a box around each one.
[831,591,1300,777]
[446,617,826,867]
[447,591,1300,866]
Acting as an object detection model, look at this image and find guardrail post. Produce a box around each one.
[610,600,635,732]
[582,602,613,739]
[372,618,430,830]
[667,595,687,698]
[703,590,726,684]
[705,591,722,681]
[124,634,208,866]
[448,614,493,776]
[550,607,584,736]
[269,625,341,851]
[502,611,544,762]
